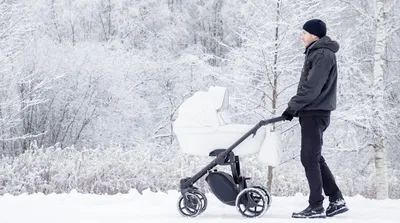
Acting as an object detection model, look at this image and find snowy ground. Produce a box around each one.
[0,190,399,223]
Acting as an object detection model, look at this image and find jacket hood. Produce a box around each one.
[306,36,339,54]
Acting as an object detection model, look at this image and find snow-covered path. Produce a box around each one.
[0,190,398,223]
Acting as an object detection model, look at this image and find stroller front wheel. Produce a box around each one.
[177,192,202,217]
[192,191,207,214]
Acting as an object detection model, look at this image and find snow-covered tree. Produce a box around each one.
[338,0,400,199]
[0,1,51,155]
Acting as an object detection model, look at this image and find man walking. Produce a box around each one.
[282,19,349,218]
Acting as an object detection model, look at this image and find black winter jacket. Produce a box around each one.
[288,36,339,117]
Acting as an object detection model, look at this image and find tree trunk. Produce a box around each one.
[267,0,281,194]
[372,0,388,200]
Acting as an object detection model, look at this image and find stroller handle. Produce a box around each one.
[260,116,286,126]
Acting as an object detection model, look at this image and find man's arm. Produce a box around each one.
[287,51,332,113]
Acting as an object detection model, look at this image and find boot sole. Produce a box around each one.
[292,213,326,219]
[326,207,349,217]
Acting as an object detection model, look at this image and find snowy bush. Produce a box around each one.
[0,143,185,195]
[1,143,398,199]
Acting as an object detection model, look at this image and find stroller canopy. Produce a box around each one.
[173,86,266,156]
[173,86,230,134]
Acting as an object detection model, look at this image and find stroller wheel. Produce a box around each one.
[252,186,271,207]
[235,188,267,218]
[177,192,202,217]
[192,191,207,214]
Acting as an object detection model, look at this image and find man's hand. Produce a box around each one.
[282,107,295,121]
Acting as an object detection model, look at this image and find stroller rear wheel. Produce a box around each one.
[235,188,267,218]
[252,185,271,207]
[177,192,202,217]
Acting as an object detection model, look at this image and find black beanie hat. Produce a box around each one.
[303,19,326,38]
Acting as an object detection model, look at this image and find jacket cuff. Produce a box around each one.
[285,107,297,116]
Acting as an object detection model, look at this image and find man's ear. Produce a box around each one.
[311,34,320,41]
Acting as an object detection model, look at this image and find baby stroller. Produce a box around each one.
[173,86,285,218]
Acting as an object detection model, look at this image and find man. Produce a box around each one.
[282,19,349,218]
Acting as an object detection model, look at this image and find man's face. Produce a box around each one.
[301,30,319,47]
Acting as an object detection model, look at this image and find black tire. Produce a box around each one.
[177,192,202,217]
[235,188,267,218]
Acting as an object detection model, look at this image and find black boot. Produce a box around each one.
[292,204,326,219]
[326,198,349,217]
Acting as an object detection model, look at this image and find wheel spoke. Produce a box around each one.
[252,194,261,198]
[182,207,191,213]
[186,207,196,213]
[181,200,195,212]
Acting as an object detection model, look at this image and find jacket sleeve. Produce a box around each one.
[288,50,332,112]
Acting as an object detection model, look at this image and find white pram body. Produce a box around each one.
[173,86,280,163]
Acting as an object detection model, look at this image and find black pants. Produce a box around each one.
[299,116,342,206]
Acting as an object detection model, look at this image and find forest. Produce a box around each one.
[0,0,399,199]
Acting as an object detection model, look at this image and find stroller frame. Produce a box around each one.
[177,116,285,218]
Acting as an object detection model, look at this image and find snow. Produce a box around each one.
[1,190,399,223]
